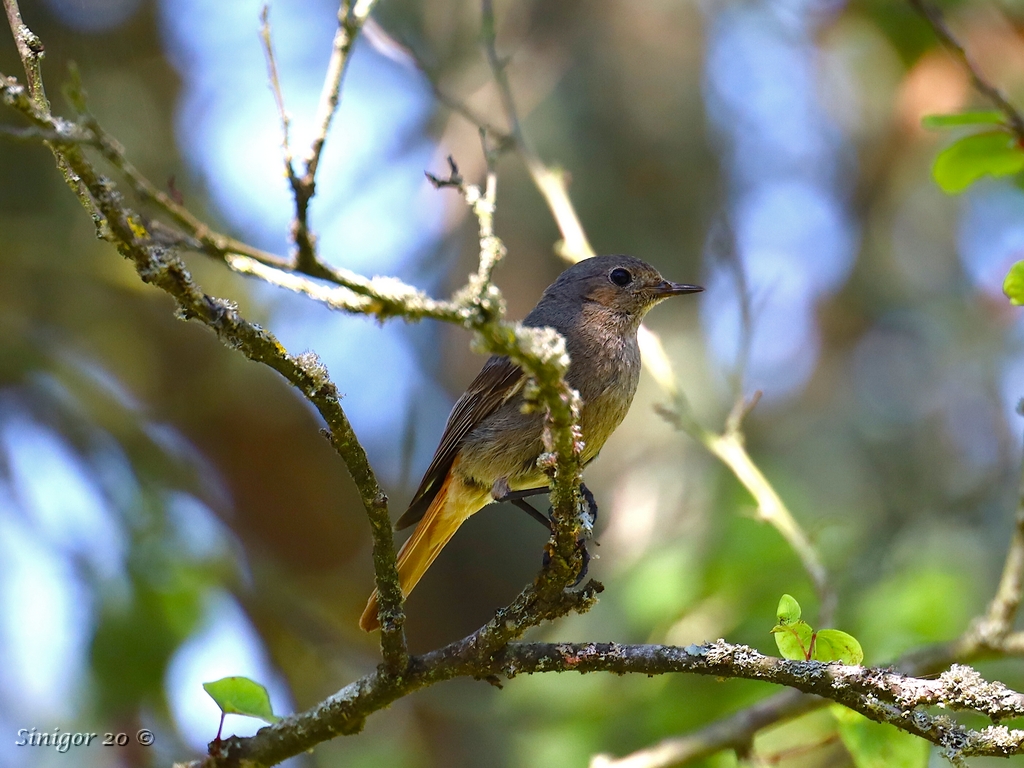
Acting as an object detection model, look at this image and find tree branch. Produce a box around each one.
[194,638,1024,767]
[3,0,45,111]
[284,0,381,272]
[479,0,594,263]
[13,4,1024,768]
[979,422,1024,637]
[258,6,299,224]
[908,0,1024,140]
[591,689,818,768]
[655,392,835,627]
[3,12,595,759]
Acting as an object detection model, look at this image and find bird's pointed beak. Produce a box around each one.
[654,280,703,297]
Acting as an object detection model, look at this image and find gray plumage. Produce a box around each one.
[395,255,701,529]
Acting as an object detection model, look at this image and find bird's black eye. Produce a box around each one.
[609,267,632,287]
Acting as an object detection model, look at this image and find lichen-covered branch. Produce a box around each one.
[190,637,1024,767]
[4,6,592,754]
[1,0,411,672]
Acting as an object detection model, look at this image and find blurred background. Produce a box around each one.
[2,0,1024,765]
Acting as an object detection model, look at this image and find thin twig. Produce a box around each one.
[908,0,1024,140]
[972,456,1024,645]
[306,0,378,181]
[657,394,835,627]
[479,0,595,263]
[258,5,299,198]
[0,122,89,142]
[282,0,381,272]
[591,690,818,768]
[3,0,46,111]
[74,104,295,268]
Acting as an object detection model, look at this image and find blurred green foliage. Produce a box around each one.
[772,594,864,664]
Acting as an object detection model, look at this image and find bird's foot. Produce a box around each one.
[501,484,599,585]
[542,483,600,586]
[541,537,593,586]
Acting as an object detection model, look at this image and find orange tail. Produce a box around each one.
[359,471,489,632]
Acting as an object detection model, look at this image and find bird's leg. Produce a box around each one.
[497,482,599,585]
[512,498,553,531]
[494,484,553,530]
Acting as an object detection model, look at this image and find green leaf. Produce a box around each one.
[812,629,865,665]
[776,594,802,624]
[832,705,929,768]
[1003,260,1024,305]
[203,676,280,724]
[772,619,814,661]
[932,131,1024,194]
[921,111,1005,129]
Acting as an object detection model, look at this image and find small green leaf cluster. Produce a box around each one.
[203,676,280,727]
[925,111,1019,193]
[923,110,1024,304]
[771,594,864,665]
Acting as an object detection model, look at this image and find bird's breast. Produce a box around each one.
[455,327,642,490]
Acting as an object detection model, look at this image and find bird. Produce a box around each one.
[359,255,702,631]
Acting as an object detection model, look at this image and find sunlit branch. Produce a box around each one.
[591,690,818,768]
[479,0,594,263]
[258,6,300,222]
[654,389,836,627]
[282,0,381,272]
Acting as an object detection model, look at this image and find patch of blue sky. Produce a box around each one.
[957,181,1024,443]
[158,0,450,478]
[1,416,126,581]
[41,0,144,33]
[268,298,453,485]
[705,7,838,176]
[958,181,1024,296]
[701,248,820,400]
[0,498,90,719]
[1001,351,1024,446]
[701,2,855,402]
[165,491,236,563]
[734,178,857,295]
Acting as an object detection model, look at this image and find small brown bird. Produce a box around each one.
[360,255,702,631]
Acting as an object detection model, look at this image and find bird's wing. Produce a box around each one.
[395,355,525,529]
